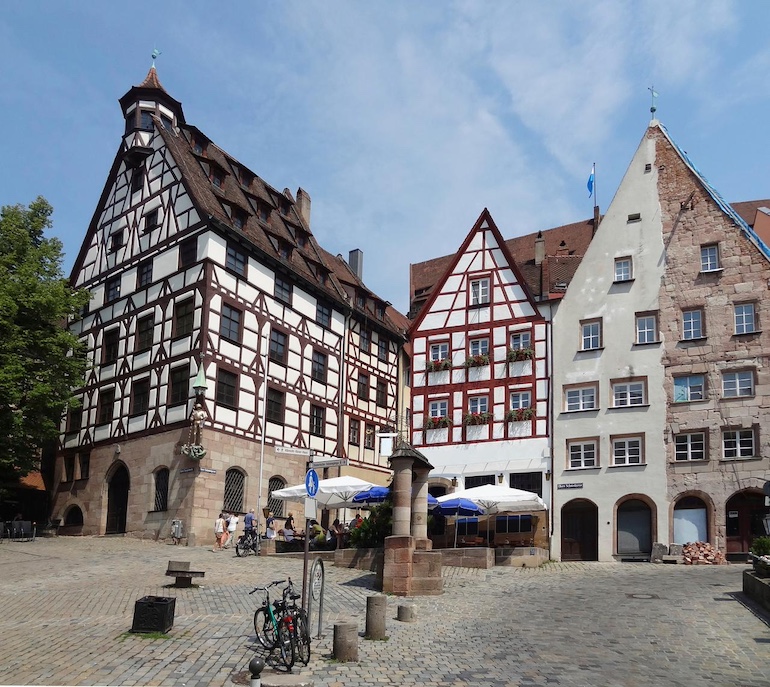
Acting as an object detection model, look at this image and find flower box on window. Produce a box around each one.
[505,407,535,422]
[425,415,452,430]
[464,354,490,368]
[462,412,493,426]
[426,359,453,372]
[506,347,534,363]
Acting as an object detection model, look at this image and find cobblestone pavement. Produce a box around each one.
[0,536,768,686]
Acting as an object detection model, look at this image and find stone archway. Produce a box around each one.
[106,462,130,534]
[561,499,598,561]
[616,498,652,557]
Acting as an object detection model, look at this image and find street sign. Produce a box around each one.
[308,458,349,469]
[305,469,319,497]
[276,446,312,456]
[305,496,318,521]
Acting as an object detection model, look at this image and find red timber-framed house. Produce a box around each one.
[52,67,409,544]
[408,209,594,547]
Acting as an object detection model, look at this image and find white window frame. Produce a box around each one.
[430,342,449,361]
[565,385,597,412]
[700,244,720,272]
[470,338,489,356]
[734,303,757,335]
[614,257,632,282]
[581,320,602,351]
[612,380,646,407]
[722,371,754,398]
[722,428,755,459]
[469,278,490,306]
[568,440,597,469]
[673,375,704,402]
[611,436,643,466]
[428,400,448,418]
[469,396,488,414]
[510,391,531,409]
[682,309,704,340]
[510,331,531,350]
[675,432,706,461]
[635,314,658,344]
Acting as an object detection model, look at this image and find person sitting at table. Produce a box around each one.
[309,520,325,549]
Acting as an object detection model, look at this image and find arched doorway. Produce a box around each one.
[726,491,767,559]
[106,463,130,534]
[617,499,652,557]
[673,495,708,544]
[561,499,598,561]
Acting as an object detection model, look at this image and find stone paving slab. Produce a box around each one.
[0,537,768,686]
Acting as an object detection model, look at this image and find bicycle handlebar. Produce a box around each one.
[248,579,287,594]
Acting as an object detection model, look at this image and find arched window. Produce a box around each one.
[154,468,169,512]
[64,505,84,526]
[224,468,245,513]
[268,476,287,517]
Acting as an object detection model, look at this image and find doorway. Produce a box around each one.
[617,499,652,557]
[725,491,767,559]
[106,463,129,534]
[561,499,598,561]
[673,495,708,544]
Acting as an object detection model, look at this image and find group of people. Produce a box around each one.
[213,509,366,550]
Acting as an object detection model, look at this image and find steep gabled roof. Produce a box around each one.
[656,121,770,261]
[409,216,594,318]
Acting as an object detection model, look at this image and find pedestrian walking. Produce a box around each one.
[224,512,238,548]
[213,513,226,551]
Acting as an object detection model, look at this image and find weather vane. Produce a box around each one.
[648,86,658,119]
[151,48,162,68]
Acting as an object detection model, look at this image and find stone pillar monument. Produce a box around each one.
[382,445,443,596]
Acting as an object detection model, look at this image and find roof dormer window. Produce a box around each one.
[211,169,223,188]
[192,137,206,155]
[139,110,154,131]
[161,115,173,130]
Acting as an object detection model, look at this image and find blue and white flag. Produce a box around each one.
[587,164,595,198]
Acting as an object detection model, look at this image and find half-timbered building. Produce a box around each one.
[52,67,409,544]
[408,209,594,547]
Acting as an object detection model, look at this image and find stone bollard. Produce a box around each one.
[397,604,415,622]
[248,656,264,687]
[333,622,359,662]
[365,594,387,640]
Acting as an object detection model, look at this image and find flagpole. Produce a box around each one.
[593,162,597,212]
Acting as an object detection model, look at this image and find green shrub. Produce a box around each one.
[750,536,770,556]
[349,500,392,549]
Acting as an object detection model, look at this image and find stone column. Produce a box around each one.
[391,455,413,537]
[411,465,430,539]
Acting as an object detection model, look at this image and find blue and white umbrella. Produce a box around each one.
[431,497,485,547]
[353,486,439,508]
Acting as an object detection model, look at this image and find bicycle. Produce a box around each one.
[235,529,259,557]
[283,578,311,666]
[249,579,296,669]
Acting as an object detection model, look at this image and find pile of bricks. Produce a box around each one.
[682,541,727,565]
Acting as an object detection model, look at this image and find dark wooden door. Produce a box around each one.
[106,464,129,534]
[561,500,598,561]
[726,492,766,555]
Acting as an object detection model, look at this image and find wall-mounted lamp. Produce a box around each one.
[451,476,458,487]
[545,469,551,482]
[192,365,208,400]
[498,473,504,484]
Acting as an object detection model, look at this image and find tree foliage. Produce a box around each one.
[348,499,393,548]
[0,197,89,480]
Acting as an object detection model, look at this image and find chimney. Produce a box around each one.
[295,187,311,228]
[593,205,601,236]
[349,249,364,279]
[556,240,569,256]
[534,230,545,266]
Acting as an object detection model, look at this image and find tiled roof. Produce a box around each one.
[138,66,166,92]
[731,199,770,227]
[156,123,408,338]
[409,217,595,317]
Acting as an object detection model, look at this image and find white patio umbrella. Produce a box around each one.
[439,484,546,514]
[270,475,375,509]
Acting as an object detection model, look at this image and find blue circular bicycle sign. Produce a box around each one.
[305,469,319,497]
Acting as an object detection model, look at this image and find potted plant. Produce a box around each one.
[462,412,493,426]
[425,415,452,430]
[464,354,490,368]
[505,407,535,422]
[506,347,534,362]
[426,358,452,372]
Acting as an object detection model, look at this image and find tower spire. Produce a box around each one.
[648,86,658,120]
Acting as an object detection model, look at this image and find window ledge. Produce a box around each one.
[607,463,646,469]
[671,459,709,464]
[699,268,723,275]
[733,330,762,337]
[608,403,650,410]
[613,278,635,284]
[679,337,707,344]
[673,399,709,405]
[578,347,605,353]
[719,456,763,463]
[720,395,755,401]
[561,408,599,414]
[632,341,661,347]
[565,466,600,472]
[468,302,491,309]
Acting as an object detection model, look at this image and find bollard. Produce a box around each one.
[333,622,359,662]
[397,604,415,622]
[248,656,264,687]
[365,594,387,640]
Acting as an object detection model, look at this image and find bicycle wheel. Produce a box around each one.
[254,607,277,648]
[294,609,311,665]
[235,537,245,557]
[277,617,296,670]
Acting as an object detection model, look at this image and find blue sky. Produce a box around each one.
[2,1,769,313]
